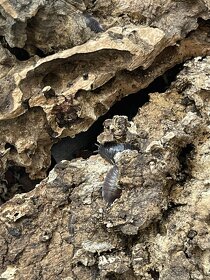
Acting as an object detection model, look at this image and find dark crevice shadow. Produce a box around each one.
[148,269,160,280]
[0,36,47,60]
[7,47,30,61]
[177,143,195,185]
[0,166,40,205]
[162,201,187,220]
[0,36,30,61]
[35,47,47,58]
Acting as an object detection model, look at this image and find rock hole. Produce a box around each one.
[0,166,40,205]
[120,234,139,257]
[7,47,30,61]
[177,144,195,185]
[35,47,47,58]
[22,99,30,110]
[155,220,167,236]
[5,143,16,151]
[148,269,160,280]
[0,37,30,61]
[162,202,187,220]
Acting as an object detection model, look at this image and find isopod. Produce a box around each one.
[84,13,104,33]
[97,142,135,164]
[102,165,121,204]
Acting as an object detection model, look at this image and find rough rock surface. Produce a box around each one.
[0,57,210,279]
[1,1,210,279]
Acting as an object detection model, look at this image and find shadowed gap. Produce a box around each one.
[177,143,195,185]
[0,166,40,205]
[148,269,160,280]
[0,36,47,60]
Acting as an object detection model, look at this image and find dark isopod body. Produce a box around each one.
[98,142,135,164]
[84,13,104,33]
[102,165,121,204]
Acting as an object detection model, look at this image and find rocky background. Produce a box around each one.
[0,0,210,279]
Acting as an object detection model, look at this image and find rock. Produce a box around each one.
[1,1,210,279]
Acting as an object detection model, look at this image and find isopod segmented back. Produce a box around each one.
[102,165,121,204]
[98,142,135,164]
